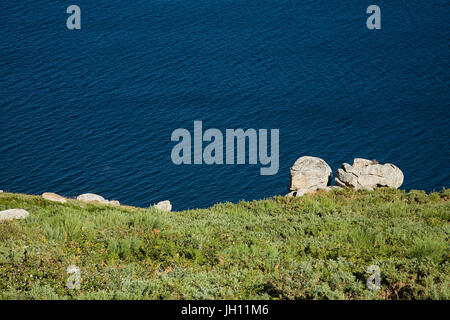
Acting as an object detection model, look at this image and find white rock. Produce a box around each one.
[0,209,30,221]
[77,193,106,203]
[335,166,358,187]
[335,159,404,190]
[42,192,66,204]
[352,158,374,170]
[289,156,332,192]
[154,200,172,212]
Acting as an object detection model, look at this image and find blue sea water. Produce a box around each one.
[0,1,449,210]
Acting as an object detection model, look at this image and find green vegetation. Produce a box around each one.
[0,188,449,300]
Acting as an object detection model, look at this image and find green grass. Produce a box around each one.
[0,188,449,300]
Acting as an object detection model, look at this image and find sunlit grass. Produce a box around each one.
[0,188,448,299]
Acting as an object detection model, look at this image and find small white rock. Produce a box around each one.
[42,192,67,204]
[109,200,120,206]
[77,193,106,203]
[154,200,172,212]
[0,209,30,221]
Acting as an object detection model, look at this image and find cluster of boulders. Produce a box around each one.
[65,192,172,211]
[287,156,403,197]
[41,192,121,205]
[1,156,403,220]
[0,190,173,222]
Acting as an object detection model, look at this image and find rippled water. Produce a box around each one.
[1,1,449,209]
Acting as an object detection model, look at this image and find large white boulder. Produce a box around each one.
[289,156,332,192]
[335,158,404,190]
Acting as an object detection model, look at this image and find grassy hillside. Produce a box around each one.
[0,188,449,300]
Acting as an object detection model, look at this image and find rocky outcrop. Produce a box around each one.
[154,200,172,212]
[0,209,30,221]
[77,193,106,203]
[289,156,332,194]
[335,158,404,190]
[42,192,67,204]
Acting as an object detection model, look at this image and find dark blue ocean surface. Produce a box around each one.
[1,1,449,210]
